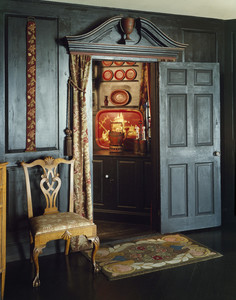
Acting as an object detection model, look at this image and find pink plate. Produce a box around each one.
[125,68,137,80]
[114,69,125,80]
[110,89,130,106]
[102,61,113,66]
[102,70,113,81]
[126,61,136,66]
[114,61,124,66]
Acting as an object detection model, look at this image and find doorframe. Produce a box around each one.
[89,56,160,228]
[65,16,187,229]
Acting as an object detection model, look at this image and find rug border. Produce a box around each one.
[85,233,223,281]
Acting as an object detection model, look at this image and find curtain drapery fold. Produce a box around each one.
[139,62,150,111]
[139,62,151,133]
[69,54,92,221]
[69,54,93,250]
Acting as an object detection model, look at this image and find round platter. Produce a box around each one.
[102,61,113,67]
[114,61,124,66]
[114,69,125,81]
[110,89,130,106]
[102,70,113,81]
[125,68,137,80]
[126,61,136,66]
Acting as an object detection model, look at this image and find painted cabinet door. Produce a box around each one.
[159,62,221,233]
[93,155,151,223]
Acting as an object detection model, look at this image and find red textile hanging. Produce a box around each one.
[25,18,36,152]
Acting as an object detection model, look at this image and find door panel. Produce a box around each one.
[93,159,104,206]
[168,164,188,218]
[195,162,214,215]
[195,94,213,145]
[168,94,187,147]
[159,62,221,233]
[117,160,138,209]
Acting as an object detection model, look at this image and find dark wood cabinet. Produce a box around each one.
[93,151,151,224]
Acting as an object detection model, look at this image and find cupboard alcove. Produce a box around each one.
[65,16,221,233]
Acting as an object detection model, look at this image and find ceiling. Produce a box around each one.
[45,0,236,20]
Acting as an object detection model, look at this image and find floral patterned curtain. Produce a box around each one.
[139,63,151,134]
[139,62,150,112]
[69,54,93,228]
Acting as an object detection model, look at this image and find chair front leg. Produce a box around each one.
[65,238,71,255]
[89,236,100,273]
[62,230,72,255]
[32,245,45,287]
[30,233,34,263]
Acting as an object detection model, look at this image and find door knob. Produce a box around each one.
[105,174,114,182]
[213,151,221,157]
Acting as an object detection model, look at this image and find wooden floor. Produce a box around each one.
[96,220,155,242]
[3,221,236,300]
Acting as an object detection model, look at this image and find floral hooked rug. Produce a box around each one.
[85,234,222,280]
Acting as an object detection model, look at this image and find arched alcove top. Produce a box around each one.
[66,16,187,59]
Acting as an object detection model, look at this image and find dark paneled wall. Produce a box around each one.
[0,0,231,262]
[222,20,236,222]
[6,16,59,152]
[183,29,218,62]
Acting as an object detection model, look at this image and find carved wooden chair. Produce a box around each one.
[21,156,99,287]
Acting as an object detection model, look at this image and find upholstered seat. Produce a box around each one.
[21,157,100,287]
[30,212,94,235]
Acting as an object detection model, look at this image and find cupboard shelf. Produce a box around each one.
[100,80,139,83]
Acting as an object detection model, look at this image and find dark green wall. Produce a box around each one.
[1,0,234,262]
[222,20,236,223]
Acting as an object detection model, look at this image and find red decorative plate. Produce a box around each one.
[125,68,137,80]
[102,70,113,81]
[126,62,136,66]
[114,61,124,66]
[95,109,143,149]
[110,89,130,106]
[102,61,113,66]
[114,69,125,81]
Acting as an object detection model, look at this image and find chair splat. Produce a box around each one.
[40,162,61,215]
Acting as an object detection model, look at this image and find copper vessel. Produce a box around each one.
[109,121,124,152]
[120,17,135,40]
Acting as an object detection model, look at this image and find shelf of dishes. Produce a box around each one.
[101,80,139,83]
[101,61,136,67]
[102,68,137,81]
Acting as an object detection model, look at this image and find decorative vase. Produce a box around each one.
[109,121,124,152]
[109,131,124,152]
[104,96,108,106]
[134,139,139,154]
[120,17,135,40]
[139,140,147,155]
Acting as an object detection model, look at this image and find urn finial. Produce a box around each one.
[120,17,135,41]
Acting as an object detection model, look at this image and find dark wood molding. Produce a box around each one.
[66,16,187,59]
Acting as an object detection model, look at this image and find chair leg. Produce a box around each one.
[65,238,71,255]
[30,233,34,263]
[32,245,45,287]
[90,236,100,273]
[1,270,5,300]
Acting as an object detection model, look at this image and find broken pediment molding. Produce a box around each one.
[66,16,187,59]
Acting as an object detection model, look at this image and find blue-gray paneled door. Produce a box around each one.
[159,62,221,233]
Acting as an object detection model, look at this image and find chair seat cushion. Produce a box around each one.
[30,212,94,235]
